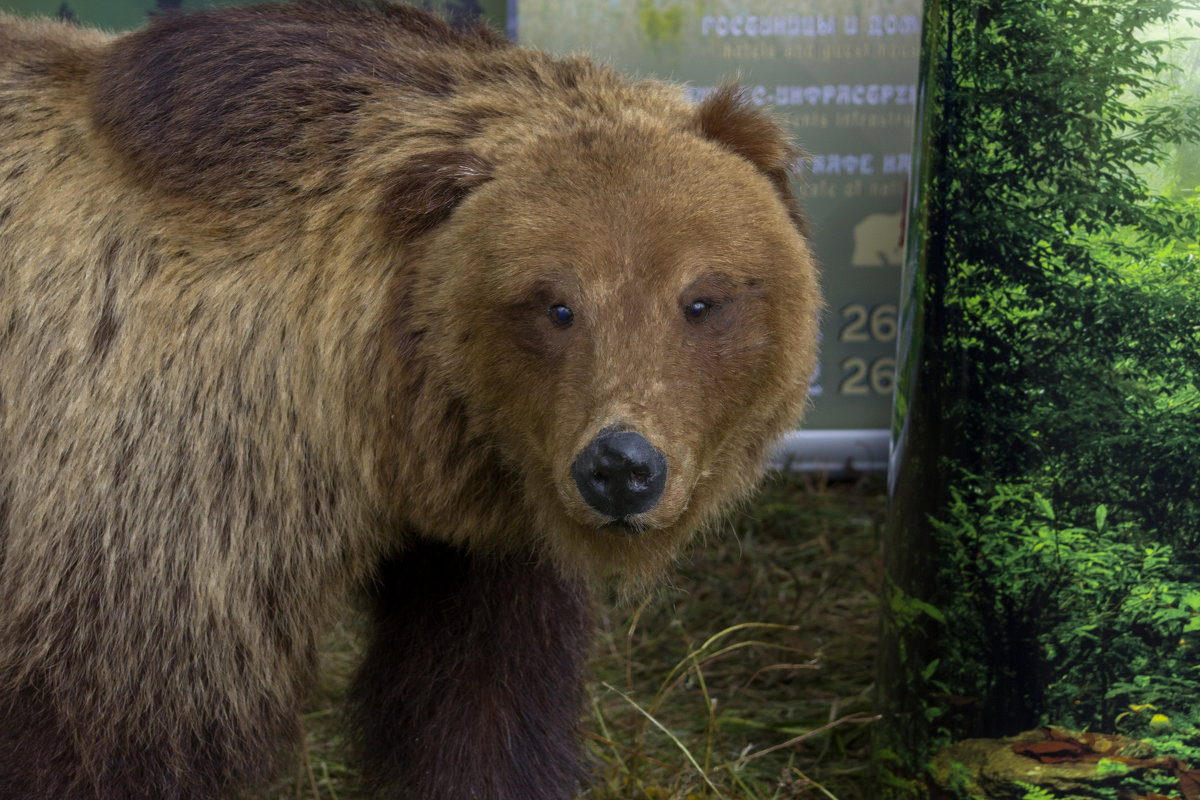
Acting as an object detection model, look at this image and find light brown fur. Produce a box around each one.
[0,2,820,797]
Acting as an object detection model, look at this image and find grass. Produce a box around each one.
[270,471,886,800]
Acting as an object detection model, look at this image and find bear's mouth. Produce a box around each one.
[601,517,648,535]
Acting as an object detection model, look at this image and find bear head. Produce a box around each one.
[387,87,821,583]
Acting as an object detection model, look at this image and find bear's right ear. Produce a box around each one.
[695,85,808,235]
[378,149,495,240]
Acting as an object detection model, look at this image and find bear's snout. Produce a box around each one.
[571,430,668,523]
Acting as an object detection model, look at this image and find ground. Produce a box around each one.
[269,472,886,800]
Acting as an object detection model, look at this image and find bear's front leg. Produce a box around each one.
[349,539,592,799]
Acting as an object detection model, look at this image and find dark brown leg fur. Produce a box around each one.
[349,540,591,800]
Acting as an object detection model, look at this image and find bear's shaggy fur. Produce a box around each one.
[0,2,821,797]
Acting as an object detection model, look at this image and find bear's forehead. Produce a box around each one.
[479,195,786,286]
[486,128,792,248]
[519,122,764,191]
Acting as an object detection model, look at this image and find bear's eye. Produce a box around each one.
[684,299,712,323]
[548,304,574,327]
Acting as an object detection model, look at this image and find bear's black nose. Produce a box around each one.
[571,430,668,522]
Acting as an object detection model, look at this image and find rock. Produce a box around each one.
[931,729,1154,800]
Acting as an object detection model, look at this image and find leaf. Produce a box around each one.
[912,598,947,624]
[1182,591,1200,611]
[1095,504,1108,531]
[1034,494,1055,520]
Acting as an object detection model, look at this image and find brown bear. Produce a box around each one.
[0,2,821,798]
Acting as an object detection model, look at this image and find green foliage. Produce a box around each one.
[898,0,1200,755]
[934,0,1199,256]
[941,759,983,800]
[1014,783,1055,800]
[921,0,1200,480]
[944,215,1200,549]
[925,477,1200,733]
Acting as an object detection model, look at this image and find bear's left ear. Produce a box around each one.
[695,85,807,235]
[379,149,495,240]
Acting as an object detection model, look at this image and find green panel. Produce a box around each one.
[1,0,153,29]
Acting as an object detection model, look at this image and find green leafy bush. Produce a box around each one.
[928,476,1200,733]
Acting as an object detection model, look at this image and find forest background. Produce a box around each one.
[882,0,1200,796]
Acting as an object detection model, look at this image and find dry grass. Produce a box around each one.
[271,472,886,800]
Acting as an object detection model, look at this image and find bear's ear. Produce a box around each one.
[695,85,808,235]
[378,149,495,240]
